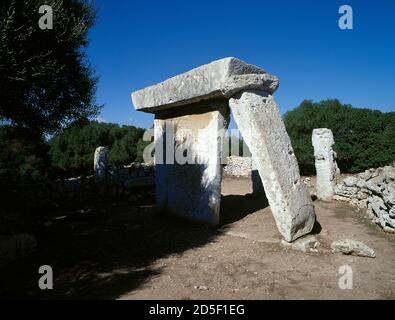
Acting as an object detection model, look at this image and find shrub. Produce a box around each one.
[284,99,395,175]
[49,121,148,175]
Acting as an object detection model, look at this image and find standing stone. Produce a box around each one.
[132,57,315,241]
[312,128,340,199]
[94,146,108,182]
[154,102,229,225]
[229,90,315,242]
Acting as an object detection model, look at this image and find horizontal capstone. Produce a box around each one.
[131,57,279,113]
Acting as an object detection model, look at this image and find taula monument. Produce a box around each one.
[131,57,315,242]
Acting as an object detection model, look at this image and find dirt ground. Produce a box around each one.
[1,177,394,299]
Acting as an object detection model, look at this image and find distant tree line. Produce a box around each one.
[2,99,394,182]
[284,99,395,175]
[0,121,149,181]
[49,121,149,176]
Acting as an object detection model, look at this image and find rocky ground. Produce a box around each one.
[334,166,395,232]
[0,177,394,299]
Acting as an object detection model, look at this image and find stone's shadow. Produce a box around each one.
[310,219,322,235]
[0,189,271,299]
[0,197,224,300]
[219,193,269,226]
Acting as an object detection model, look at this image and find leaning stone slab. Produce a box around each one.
[229,90,316,242]
[331,239,375,258]
[132,57,279,113]
[312,128,340,199]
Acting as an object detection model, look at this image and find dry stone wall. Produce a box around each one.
[334,165,395,233]
[6,163,155,212]
[223,156,252,177]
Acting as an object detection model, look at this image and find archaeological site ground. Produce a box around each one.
[0,0,394,309]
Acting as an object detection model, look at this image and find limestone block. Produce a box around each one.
[281,235,320,253]
[223,156,252,177]
[312,128,340,199]
[154,101,229,225]
[331,239,375,258]
[229,90,315,242]
[383,182,395,205]
[132,57,279,113]
[94,146,108,182]
[389,206,395,218]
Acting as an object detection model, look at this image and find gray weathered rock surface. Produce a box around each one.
[229,90,315,242]
[281,235,320,253]
[331,239,375,258]
[312,128,340,199]
[154,102,229,225]
[132,57,279,113]
[223,156,252,177]
[334,165,395,232]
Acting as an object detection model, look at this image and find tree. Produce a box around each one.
[284,99,395,175]
[49,121,148,175]
[0,125,49,181]
[0,0,100,136]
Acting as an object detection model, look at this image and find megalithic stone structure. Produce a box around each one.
[229,91,315,241]
[132,57,315,242]
[94,146,108,182]
[153,102,229,225]
[312,128,340,199]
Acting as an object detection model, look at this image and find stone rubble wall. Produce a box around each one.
[334,165,395,233]
[1,163,155,266]
[223,156,252,177]
[12,163,155,210]
[60,161,155,196]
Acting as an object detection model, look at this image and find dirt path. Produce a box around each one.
[120,178,395,300]
[1,177,394,299]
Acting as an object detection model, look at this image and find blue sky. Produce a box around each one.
[87,0,395,129]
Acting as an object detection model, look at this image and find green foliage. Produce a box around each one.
[0,0,100,136]
[0,125,49,181]
[284,99,395,175]
[49,121,148,174]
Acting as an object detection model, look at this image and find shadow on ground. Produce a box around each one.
[220,193,269,225]
[0,190,268,299]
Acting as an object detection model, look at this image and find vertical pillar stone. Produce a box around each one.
[154,102,229,225]
[94,146,107,182]
[229,91,315,241]
[312,128,340,199]
[131,57,316,241]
